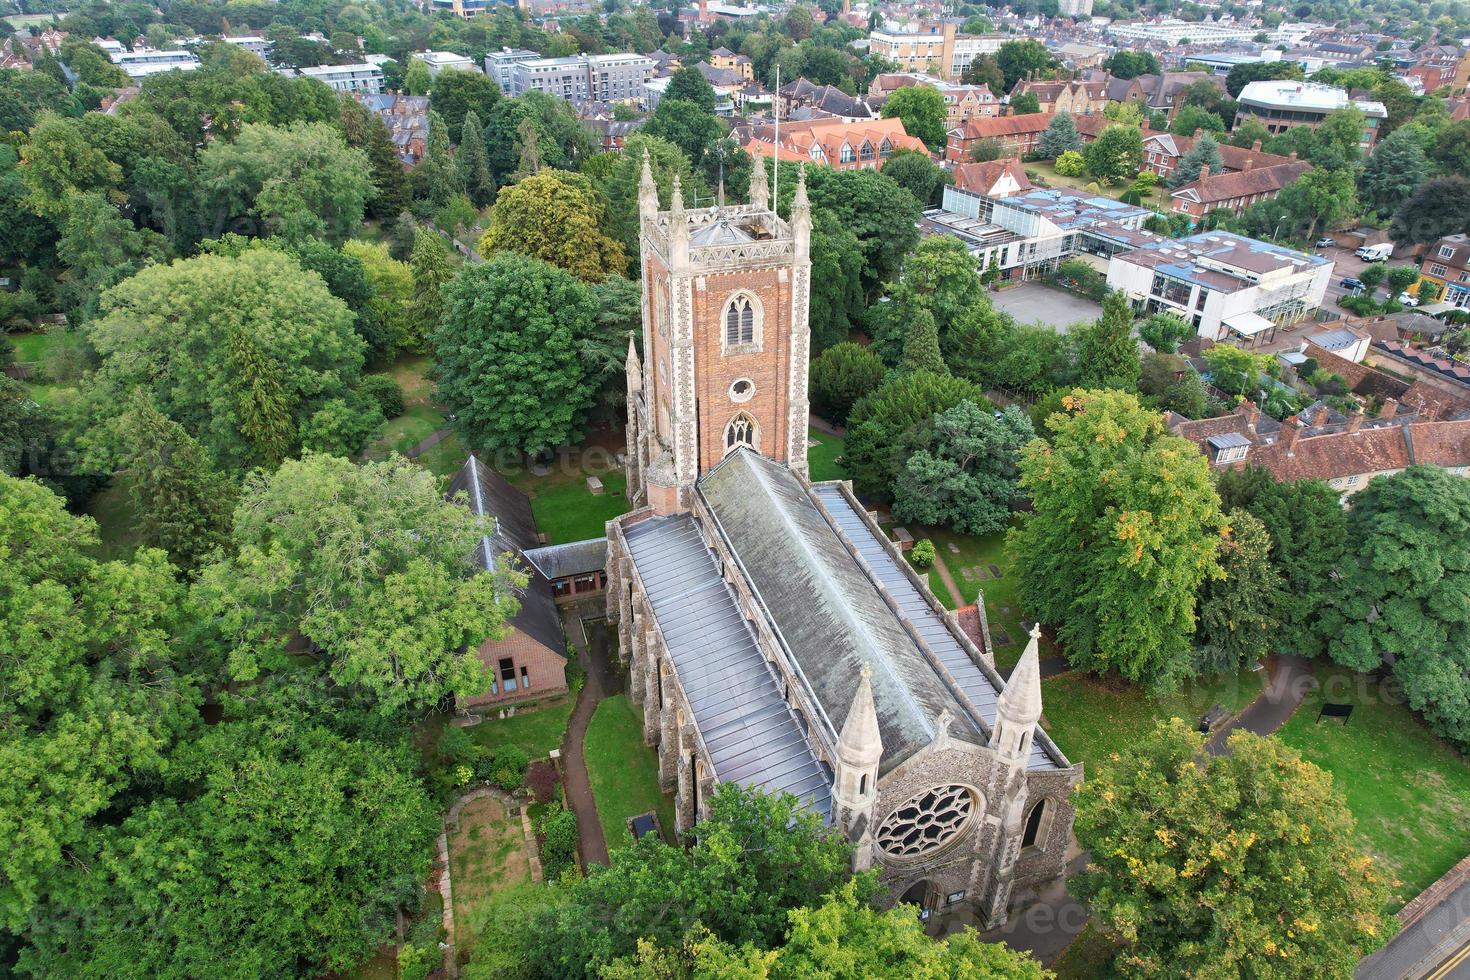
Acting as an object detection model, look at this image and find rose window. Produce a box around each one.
[876,785,976,858]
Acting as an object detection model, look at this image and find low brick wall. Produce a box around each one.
[1398,853,1470,929]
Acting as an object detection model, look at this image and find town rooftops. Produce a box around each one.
[1169,160,1312,206]
[1118,231,1327,292]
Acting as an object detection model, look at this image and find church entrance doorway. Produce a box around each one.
[900,880,934,921]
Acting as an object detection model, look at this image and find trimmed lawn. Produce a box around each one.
[807,426,845,483]
[25,382,76,407]
[1276,665,1470,909]
[10,330,55,363]
[368,353,435,405]
[1025,162,1163,207]
[1053,923,1117,979]
[417,429,467,478]
[446,794,531,955]
[1041,667,1265,772]
[462,696,575,760]
[585,693,676,854]
[519,468,630,544]
[365,403,445,460]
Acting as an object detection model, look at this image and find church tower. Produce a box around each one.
[624,151,813,514]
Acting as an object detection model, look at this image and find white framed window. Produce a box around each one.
[1440,245,1456,258]
[724,412,758,454]
[729,378,755,403]
[1432,264,1449,277]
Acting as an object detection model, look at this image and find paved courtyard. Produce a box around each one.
[989,283,1103,333]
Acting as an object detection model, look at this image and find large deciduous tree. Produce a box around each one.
[843,370,989,499]
[435,252,602,455]
[1325,466,1470,747]
[893,400,1034,535]
[995,40,1056,90]
[1192,508,1282,676]
[870,234,987,364]
[194,453,520,714]
[880,85,948,152]
[83,248,367,472]
[480,169,626,282]
[1084,124,1144,184]
[1073,720,1393,977]
[1390,176,1470,245]
[880,148,946,207]
[795,165,921,299]
[810,341,886,425]
[1012,390,1225,688]
[428,67,501,144]
[809,211,866,352]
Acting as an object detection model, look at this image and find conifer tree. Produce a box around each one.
[454,109,496,208]
[340,98,410,220]
[900,308,947,375]
[410,228,455,334]
[419,110,461,209]
[1170,132,1224,188]
[1038,110,1082,158]
[118,392,236,570]
[227,327,295,469]
[1074,291,1140,390]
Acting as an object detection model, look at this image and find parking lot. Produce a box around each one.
[1316,241,1410,305]
[988,282,1103,332]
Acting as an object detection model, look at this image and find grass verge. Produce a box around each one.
[585,694,675,854]
[807,425,845,483]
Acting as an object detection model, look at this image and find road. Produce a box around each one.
[1359,878,1470,980]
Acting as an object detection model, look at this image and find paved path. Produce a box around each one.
[808,413,845,437]
[404,427,452,460]
[1205,654,1315,755]
[1361,857,1470,980]
[969,849,1093,965]
[560,615,618,869]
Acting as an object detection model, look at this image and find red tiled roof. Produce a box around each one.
[1171,160,1311,205]
[951,157,1031,195]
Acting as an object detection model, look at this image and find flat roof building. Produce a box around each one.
[296,62,383,94]
[1235,79,1388,148]
[410,50,478,77]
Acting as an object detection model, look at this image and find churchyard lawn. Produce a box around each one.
[807,426,846,483]
[585,693,677,854]
[1277,664,1470,909]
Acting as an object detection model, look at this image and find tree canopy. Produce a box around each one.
[481,169,627,282]
[893,400,1034,536]
[881,86,948,152]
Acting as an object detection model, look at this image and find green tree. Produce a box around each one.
[995,39,1055,90]
[1073,720,1393,977]
[1325,466,1470,747]
[1012,389,1224,688]
[26,707,439,977]
[1360,126,1432,216]
[900,307,946,374]
[968,136,1007,162]
[116,392,236,571]
[417,109,461,210]
[1202,344,1265,398]
[1430,119,1470,175]
[344,239,416,352]
[454,108,497,207]
[1386,264,1421,297]
[480,169,626,282]
[809,341,886,425]
[665,65,718,111]
[1054,149,1085,176]
[19,112,123,215]
[428,67,501,143]
[594,134,704,268]
[1084,124,1143,183]
[1390,176,1470,245]
[198,121,374,244]
[54,190,169,323]
[893,401,1033,535]
[83,248,366,472]
[1074,291,1140,390]
[1193,508,1282,676]
[843,370,989,498]
[1229,117,1271,148]
[872,235,987,364]
[0,475,196,931]
[410,227,455,337]
[1039,110,1082,159]
[1009,92,1042,116]
[1169,131,1224,188]
[1138,352,1207,418]
[404,57,432,96]
[881,85,948,152]
[195,453,520,713]
[1137,311,1193,354]
[1216,466,1347,659]
[1288,166,1359,239]
[435,253,602,455]
[1170,105,1226,138]
[518,783,854,978]
[809,212,865,352]
[880,148,946,206]
[1104,50,1160,79]
[961,54,1006,93]
[794,165,921,300]
[643,97,723,169]
[339,96,410,220]
[1225,60,1303,98]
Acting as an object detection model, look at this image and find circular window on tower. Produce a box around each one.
[876,785,977,859]
[729,378,755,403]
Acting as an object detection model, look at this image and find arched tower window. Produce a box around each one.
[725,412,757,454]
[1022,799,1048,849]
[724,294,755,346]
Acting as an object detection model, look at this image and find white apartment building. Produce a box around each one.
[109,48,201,78]
[296,62,384,94]
[1107,18,1316,46]
[1105,232,1332,341]
[411,50,478,76]
[1234,79,1388,148]
[222,35,271,57]
[868,24,1006,80]
[483,50,654,102]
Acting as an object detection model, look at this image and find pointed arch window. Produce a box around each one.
[1022,799,1049,849]
[723,293,759,350]
[725,412,757,453]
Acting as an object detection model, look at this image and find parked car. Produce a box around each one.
[1340,277,1365,291]
[1399,292,1420,307]
[1315,237,1335,248]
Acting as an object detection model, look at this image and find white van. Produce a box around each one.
[1355,242,1393,262]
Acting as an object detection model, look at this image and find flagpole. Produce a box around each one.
[773,63,780,213]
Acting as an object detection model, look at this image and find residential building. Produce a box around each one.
[1168,159,1312,221]
[868,23,1007,80]
[411,50,478,76]
[352,92,430,163]
[951,158,1032,198]
[446,456,570,712]
[871,74,1001,127]
[1170,400,1470,498]
[431,0,506,17]
[221,35,272,57]
[1141,130,1299,181]
[689,0,771,23]
[1009,77,1107,115]
[742,116,928,170]
[1108,19,1314,47]
[1234,79,1388,148]
[496,52,655,102]
[1058,0,1094,19]
[1417,234,1470,308]
[945,112,1053,159]
[1106,231,1332,341]
[708,45,753,80]
[484,47,540,91]
[610,157,1080,921]
[782,78,881,120]
[296,62,383,94]
[109,48,201,78]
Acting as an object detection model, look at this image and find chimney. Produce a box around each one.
[1346,408,1365,434]
[1281,415,1304,455]
[1251,138,1262,152]
[1240,399,1260,432]
[1289,149,1298,161]
[1380,397,1399,420]
[1243,154,1254,171]
[1314,405,1330,427]
[1199,164,1210,180]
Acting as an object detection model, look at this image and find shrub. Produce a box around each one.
[537,801,579,878]
[358,374,405,419]
[1052,258,1106,300]
[1055,150,1085,177]
[908,538,936,569]
[397,942,436,980]
[488,743,530,791]
[1338,295,1379,316]
[809,341,886,425]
